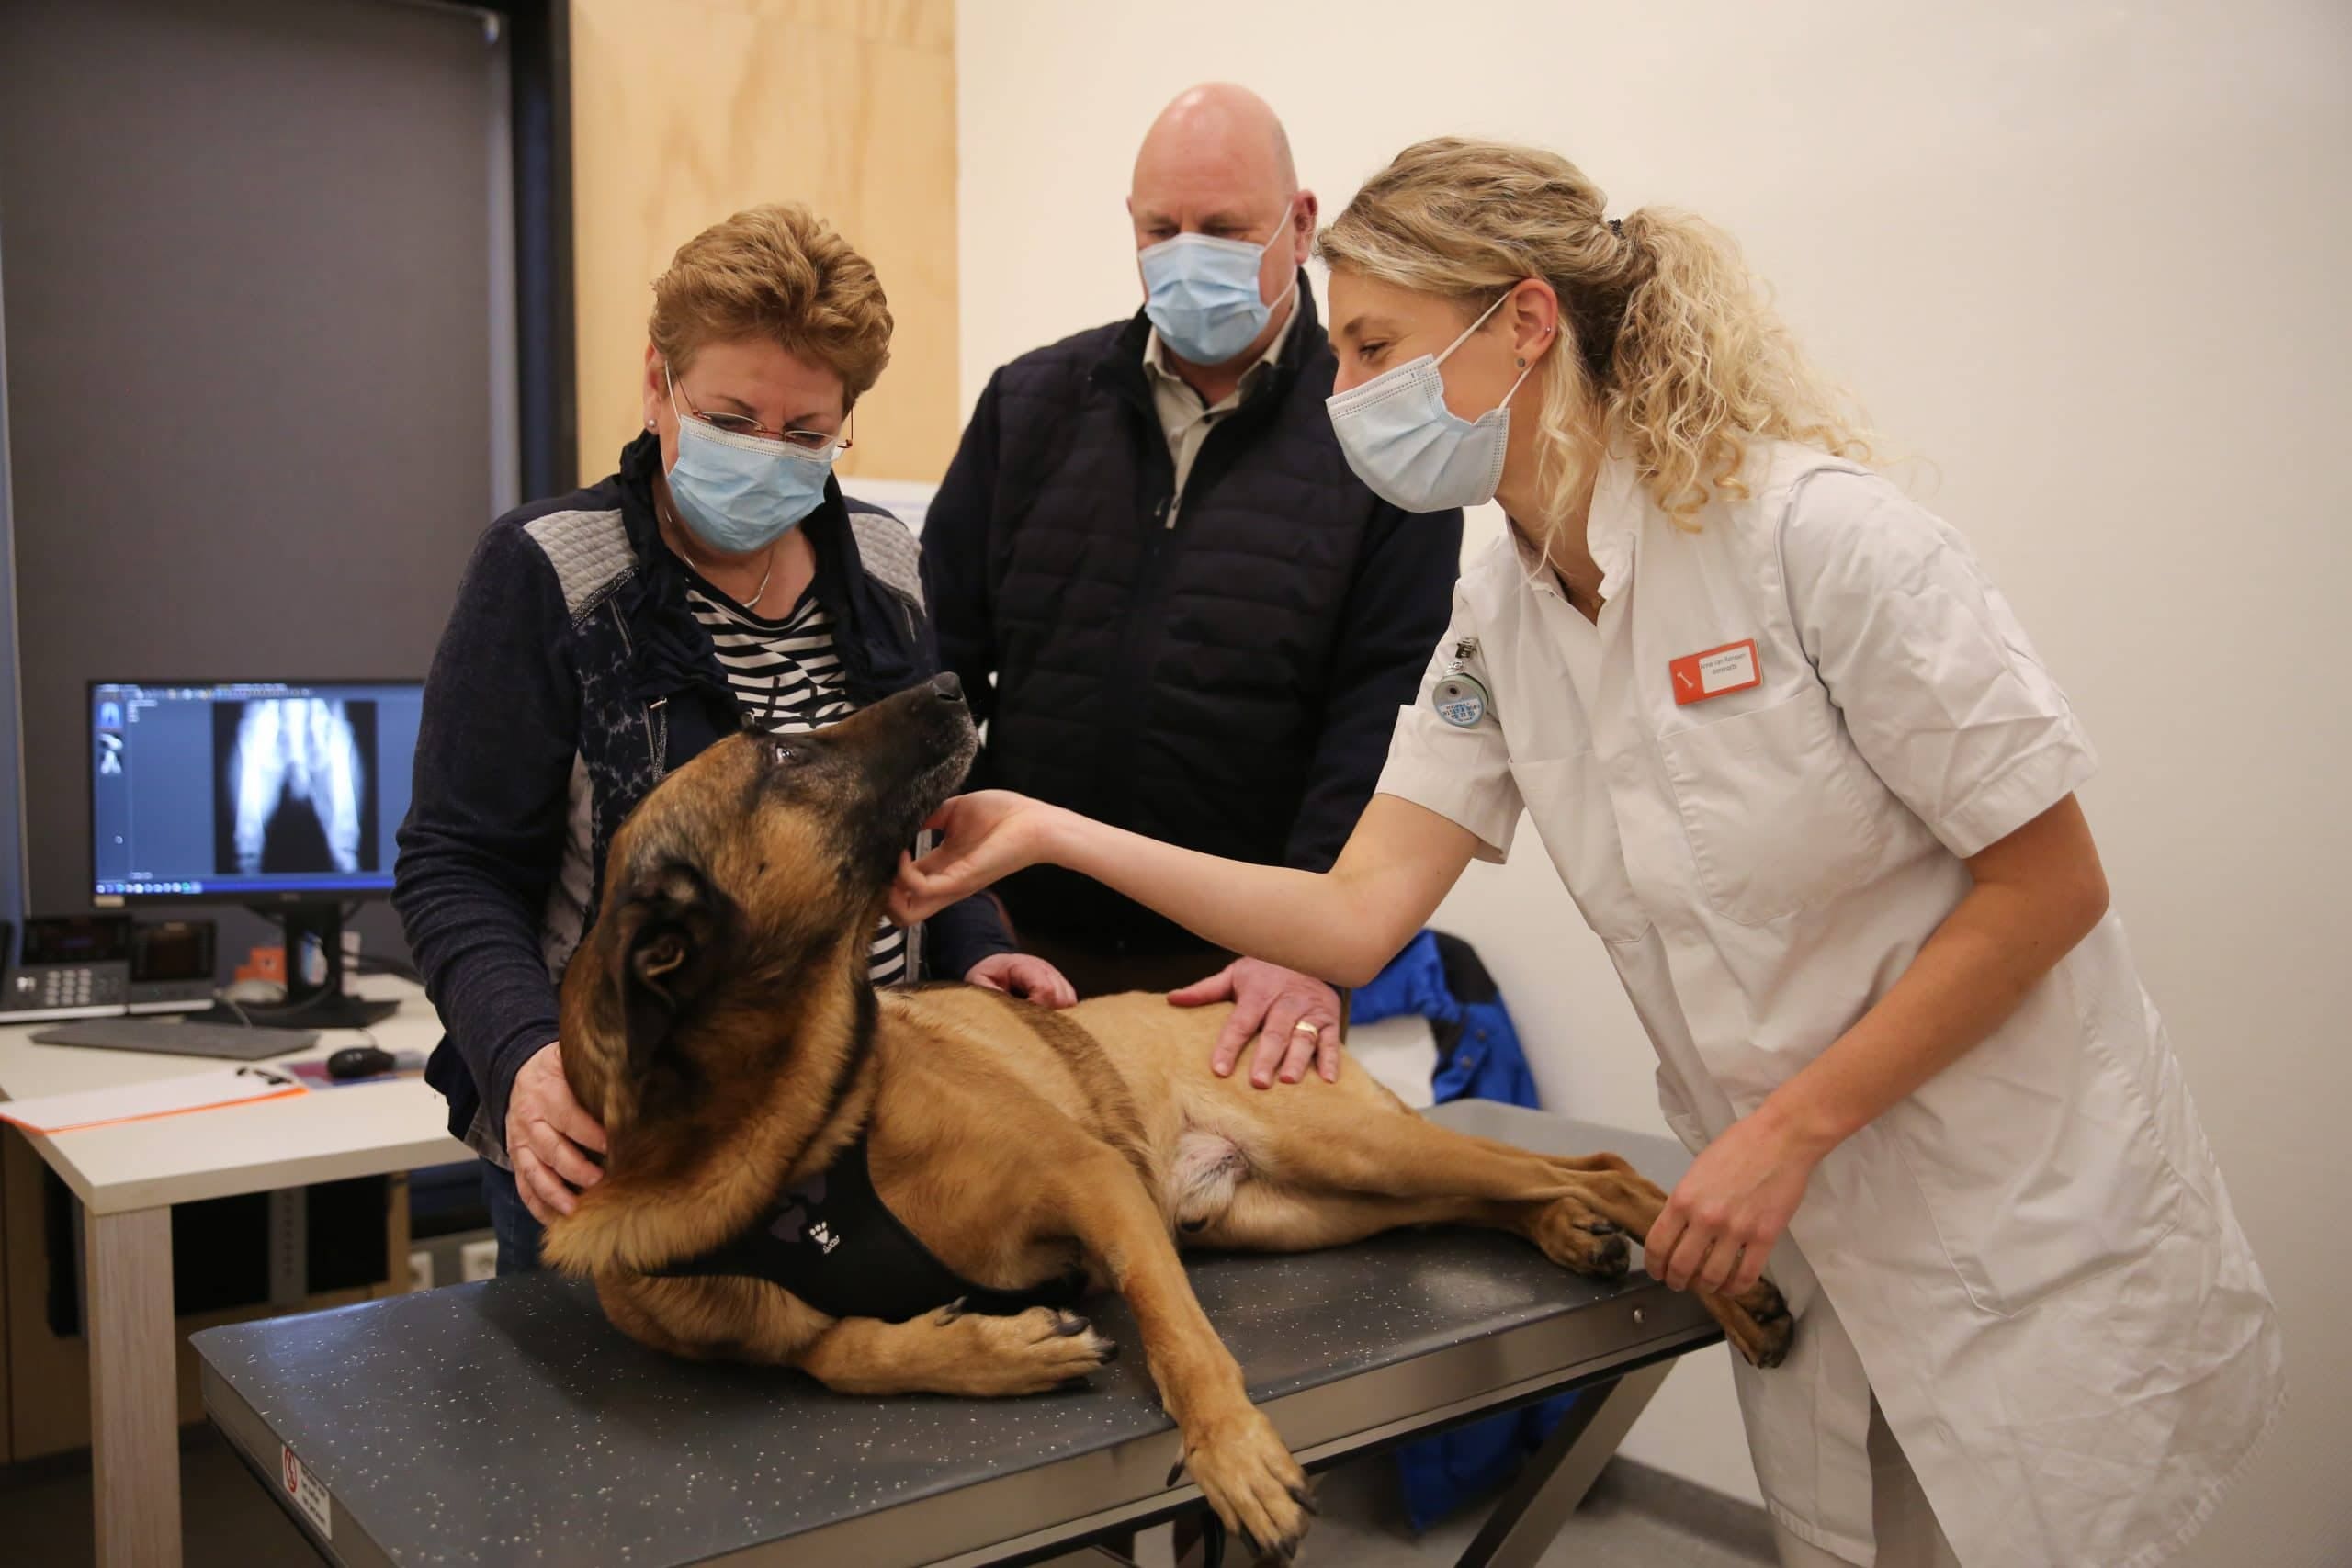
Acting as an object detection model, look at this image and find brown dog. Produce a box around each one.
[540,675,1791,1559]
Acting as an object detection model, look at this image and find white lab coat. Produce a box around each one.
[1377,445,2283,1567]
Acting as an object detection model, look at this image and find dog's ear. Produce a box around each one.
[615,858,733,1073]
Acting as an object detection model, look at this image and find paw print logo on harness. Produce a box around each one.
[768,1172,842,1254]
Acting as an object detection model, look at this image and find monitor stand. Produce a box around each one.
[188,903,400,1032]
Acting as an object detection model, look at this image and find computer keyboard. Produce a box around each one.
[30,1018,318,1059]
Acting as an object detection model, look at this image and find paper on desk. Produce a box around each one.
[0,1065,307,1134]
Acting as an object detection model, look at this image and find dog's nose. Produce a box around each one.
[927,672,964,704]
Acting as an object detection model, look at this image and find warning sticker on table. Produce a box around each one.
[280,1445,333,1540]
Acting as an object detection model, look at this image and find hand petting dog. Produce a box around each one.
[1170,958,1343,1089]
[890,789,1057,925]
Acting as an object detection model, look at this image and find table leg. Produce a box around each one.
[1453,1358,1677,1568]
[85,1204,181,1568]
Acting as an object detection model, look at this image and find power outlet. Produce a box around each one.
[459,1238,498,1283]
[407,1249,436,1292]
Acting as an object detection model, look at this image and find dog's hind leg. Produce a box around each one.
[1192,1181,1503,1252]
[1193,1164,1632,1279]
[1232,1090,1793,1369]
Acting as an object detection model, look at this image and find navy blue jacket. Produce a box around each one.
[395,432,1013,1148]
[922,279,1462,953]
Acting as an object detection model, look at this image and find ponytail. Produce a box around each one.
[1319,139,1871,532]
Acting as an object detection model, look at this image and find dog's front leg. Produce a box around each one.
[799,1302,1117,1397]
[1052,1147,1309,1562]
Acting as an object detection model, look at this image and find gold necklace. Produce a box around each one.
[661,495,773,609]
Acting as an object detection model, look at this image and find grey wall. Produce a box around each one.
[0,0,514,949]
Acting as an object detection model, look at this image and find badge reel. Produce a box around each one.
[1431,638,1489,729]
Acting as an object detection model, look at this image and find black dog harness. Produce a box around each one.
[650,1133,1082,1323]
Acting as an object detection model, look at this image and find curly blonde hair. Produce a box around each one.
[1317,138,1871,532]
[649,203,893,407]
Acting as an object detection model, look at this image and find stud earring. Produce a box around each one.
[1516,356,1527,367]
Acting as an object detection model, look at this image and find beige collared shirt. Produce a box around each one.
[1141,294,1298,512]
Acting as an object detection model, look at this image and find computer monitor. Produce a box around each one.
[89,681,424,1028]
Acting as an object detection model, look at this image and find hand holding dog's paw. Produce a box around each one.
[925,1303,1118,1396]
[1177,1406,1309,1562]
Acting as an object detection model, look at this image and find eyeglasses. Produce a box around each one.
[666,363,854,457]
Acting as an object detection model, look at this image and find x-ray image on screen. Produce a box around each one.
[211,698,381,875]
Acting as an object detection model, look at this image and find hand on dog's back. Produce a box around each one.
[1170,958,1345,1089]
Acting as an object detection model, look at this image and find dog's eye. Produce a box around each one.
[771,742,797,765]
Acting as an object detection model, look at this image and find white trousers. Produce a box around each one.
[1770,1397,1960,1568]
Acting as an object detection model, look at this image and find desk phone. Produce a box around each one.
[1,915,132,1015]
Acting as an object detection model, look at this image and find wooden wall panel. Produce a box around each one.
[570,0,959,487]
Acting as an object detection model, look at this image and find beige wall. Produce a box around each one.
[957,2,2352,1558]
[570,0,958,487]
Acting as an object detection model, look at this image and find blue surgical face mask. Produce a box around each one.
[1139,202,1298,365]
[663,365,837,555]
[1325,290,1537,513]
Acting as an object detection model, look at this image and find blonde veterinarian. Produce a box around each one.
[894,139,2283,1568]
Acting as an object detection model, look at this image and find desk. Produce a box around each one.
[196,1103,1720,1568]
[0,977,467,1568]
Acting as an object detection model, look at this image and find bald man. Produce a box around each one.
[922,85,1462,1086]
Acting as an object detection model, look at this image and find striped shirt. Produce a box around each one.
[687,575,910,987]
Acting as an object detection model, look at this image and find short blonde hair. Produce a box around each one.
[1318,138,1871,532]
[649,203,893,407]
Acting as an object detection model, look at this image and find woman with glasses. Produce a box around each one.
[395,205,1074,1267]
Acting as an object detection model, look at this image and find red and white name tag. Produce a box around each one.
[1668,639,1761,705]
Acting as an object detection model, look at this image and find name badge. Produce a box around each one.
[1669,639,1761,705]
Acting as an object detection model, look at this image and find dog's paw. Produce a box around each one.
[1531,1196,1631,1280]
[1728,1276,1794,1370]
[938,1305,1118,1395]
[1701,1276,1794,1371]
[1175,1406,1309,1562]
